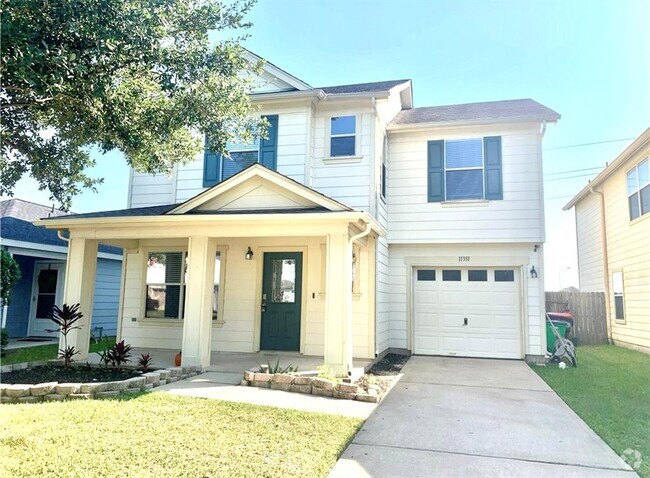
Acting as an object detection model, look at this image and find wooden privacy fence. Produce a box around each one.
[545,291,608,345]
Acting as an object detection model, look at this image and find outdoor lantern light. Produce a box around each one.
[530,266,538,279]
[245,247,254,260]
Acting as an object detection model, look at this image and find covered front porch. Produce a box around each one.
[36,165,384,376]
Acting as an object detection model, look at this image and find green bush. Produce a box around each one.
[0,250,21,306]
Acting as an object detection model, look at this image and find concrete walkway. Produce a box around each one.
[154,369,376,420]
[329,356,636,477]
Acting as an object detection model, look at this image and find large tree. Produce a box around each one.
[1,0,263,209]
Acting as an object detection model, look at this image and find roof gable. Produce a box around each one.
[243,50,312,93]
[169,164,352,215]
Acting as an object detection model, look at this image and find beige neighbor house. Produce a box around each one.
[36,52,560,375]
[564,128,650,354]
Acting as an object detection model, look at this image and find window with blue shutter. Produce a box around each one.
[202,114,279,187]
[427,136,503,202]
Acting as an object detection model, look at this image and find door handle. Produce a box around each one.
[463,317,468,326]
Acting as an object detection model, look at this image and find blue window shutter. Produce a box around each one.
[427,140,445,202]
[484,136,503,200]
[259,115,278,170]
[203,137,222,187]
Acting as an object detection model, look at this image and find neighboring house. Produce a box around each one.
[564,128,650,354]
[0,199,123,339]
[36,52,560,373]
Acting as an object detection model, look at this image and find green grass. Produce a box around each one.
[1,338,115,365]
[0,393,362,478]
[532,345,650,477]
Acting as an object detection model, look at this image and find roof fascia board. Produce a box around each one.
[563,128,650,210]
[250,90,325,104]
[242,50,312,91]
[387,116,558,133]
[0,239,121,260]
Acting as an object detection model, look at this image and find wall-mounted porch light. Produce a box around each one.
[530,266,538,279]
[245,247,254,261]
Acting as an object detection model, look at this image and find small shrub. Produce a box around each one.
[107,340,132,367]
[0,328,8,358]
[316,364,340,383]
[138,353,154,373]
[49,303,83,366]
[0,250,21,307]
[258,359,298,374]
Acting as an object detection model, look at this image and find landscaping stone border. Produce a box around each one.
[241,370,380,403]
[0,365,203,404]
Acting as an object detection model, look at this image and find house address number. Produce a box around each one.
[458,256,470,262]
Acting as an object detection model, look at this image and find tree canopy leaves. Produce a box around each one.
[1,0,263,209]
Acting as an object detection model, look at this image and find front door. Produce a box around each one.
[260,252,302,351]
[29,262,66,337]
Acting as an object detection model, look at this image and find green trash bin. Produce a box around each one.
[546,321,568,353]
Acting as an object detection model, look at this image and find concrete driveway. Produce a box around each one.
[330,356,636,477]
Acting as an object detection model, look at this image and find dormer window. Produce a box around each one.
[626,158,649,221]
[330,116,356,157]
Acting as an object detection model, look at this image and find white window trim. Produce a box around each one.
[326,114,360,160]
[444,137,485,202]
[139,245,228,325]
[626,158,649,222]
[142,249,187,321]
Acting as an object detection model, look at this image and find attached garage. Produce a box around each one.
[413,267,523,359]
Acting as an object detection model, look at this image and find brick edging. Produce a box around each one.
[0,365,204,404]
[241,370,381,403]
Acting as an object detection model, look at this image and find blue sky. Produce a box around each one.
[7,0,650,289]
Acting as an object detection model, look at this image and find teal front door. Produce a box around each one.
[260,252,302,351]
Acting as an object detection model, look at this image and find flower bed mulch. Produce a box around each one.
[368,353,410,375]
[2,366,140,385]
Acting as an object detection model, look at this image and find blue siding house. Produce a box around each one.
[0,199,122,339]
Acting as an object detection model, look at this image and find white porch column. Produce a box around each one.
[61,238,98,360]
[181,236,216,368]
[324,232,353,376]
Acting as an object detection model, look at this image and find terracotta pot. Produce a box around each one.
[175,351,182,366]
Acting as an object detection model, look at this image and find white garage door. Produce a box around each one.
[413,267,522,359]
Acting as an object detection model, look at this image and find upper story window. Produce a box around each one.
[626,158,649,221]
[427,136,502,203]
[330,116,356,157]
[222,138,260,181]
[203,115,278,187]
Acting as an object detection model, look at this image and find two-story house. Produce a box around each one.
[564,128,650,354]
[37,52,560,374]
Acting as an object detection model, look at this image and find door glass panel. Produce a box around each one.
[468,270,488,282]
[442,270,461,281]
[36,269,58,318]
[494,270,515,282]
[271,259,296,303]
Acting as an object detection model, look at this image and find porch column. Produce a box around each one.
[181,236,216,368]
[61,238,98,360]
[324,232,353,376]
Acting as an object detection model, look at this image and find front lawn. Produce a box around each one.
[1,338,115,365]
[0,393,362,478]
[532,345,649,477]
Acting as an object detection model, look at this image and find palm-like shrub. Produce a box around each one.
[49,303,83,366]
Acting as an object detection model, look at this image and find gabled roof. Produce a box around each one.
[319,79,411,95]
[169,163,353,214]
[563,127,650,210]
[388,98,560,129]
[243,50,312,91]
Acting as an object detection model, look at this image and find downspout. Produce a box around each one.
[345,220,373,375]
[590,186,612,342]
[57,230,70,243]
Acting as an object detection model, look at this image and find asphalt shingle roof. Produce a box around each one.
[390,98,560,126]
[1,217,121,255]
[319,79,410,95]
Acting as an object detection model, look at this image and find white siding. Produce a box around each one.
[575,193,605,291]
[172,105,311,203]
[129,170,175,208]
[386,123,545,243]
[376,236,390,354]
[387,243,545,357]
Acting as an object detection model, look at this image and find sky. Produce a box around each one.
[6,0,650,290]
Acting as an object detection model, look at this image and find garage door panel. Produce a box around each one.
[414,267,522,359]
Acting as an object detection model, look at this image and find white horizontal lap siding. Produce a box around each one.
[172,106,310,203]
[376,237,391,354]
[387,243,545,357]
[129,171,175,208]
[91,258,122,336]
[311,110,373,211]
[387,124,544,243]
[600,152,650,352]
[575,193,605,291]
